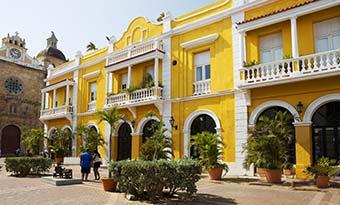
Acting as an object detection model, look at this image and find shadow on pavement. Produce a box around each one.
[155,193,237,205]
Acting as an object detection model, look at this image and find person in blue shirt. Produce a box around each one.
[80,149,92,181]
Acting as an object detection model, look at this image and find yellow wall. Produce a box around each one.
[115,17,162,50]
[173,0,231,27]
[172,19,234,98]
[172,95,235,161]
[245,7,340,63]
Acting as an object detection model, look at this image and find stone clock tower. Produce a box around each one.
[0,32,46,157]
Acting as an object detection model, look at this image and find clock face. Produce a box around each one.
[9,48,21,59]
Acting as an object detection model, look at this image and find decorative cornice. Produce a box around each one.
[180,33,219,49]
[82,70,101,80]
[172,89,235,103]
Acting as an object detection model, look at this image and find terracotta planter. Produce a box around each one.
[316,176,330,188]
[264,169,282,183]
[102,178,117,192]
[208,168,223,180]
[256,167,266,177]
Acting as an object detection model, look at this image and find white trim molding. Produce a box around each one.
[183,110,221,157]
[83,70,101,80]
[114,120,135,137]
[62,125,72,131]
[87,123,99,133]
[303,93,340,123]
[136,116,160,136]
[237,0,338,32]
[180,33,219,49]
[249,100,301,126]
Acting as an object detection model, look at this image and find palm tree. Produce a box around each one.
[97,106,125,177]
[86,42,97,52]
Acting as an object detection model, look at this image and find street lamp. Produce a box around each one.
[169,116,178,130]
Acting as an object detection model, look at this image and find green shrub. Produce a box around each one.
[306,157,340,177]
[5,157,52,177]
[109,159,201,200]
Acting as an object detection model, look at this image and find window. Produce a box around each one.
[194,51,211,82]
[89,82,96,102]
[314,17,340,53]
[121,74,128,90]
[5,78,23,95]
[146,66,154,79]
[260,32,283,63]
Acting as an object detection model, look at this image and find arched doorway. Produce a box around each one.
[117,122,132,160]
[1,125,21,156]
[142,120,158,143]
[190,114,217,159]
[63,128,73,157]
[312,101,340,162]
[256,107,296,164]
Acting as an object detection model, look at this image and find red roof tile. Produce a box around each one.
[236,0,319,25]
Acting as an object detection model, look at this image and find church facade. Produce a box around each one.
[0,32,66,156]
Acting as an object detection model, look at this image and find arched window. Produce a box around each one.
[312,102,340,162]
[190,114,217,159]
[256,107,296,164]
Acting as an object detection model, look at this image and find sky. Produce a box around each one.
[1,0,217,59]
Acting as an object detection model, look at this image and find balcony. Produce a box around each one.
[107,38,164,68]
[40,105,73,122]
[239,49,340,88]
[106,87,163,108]
[193,80,211,96]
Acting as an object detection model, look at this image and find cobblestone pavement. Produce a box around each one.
[0,160,339,205]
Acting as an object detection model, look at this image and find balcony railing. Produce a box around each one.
[193,79,211,96]
[107,38,163,65]
[240,49,340,87]
[40,105,73,119]
[88,101,96,112]
[106,87,163,107]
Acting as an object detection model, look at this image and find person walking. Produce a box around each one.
[80,149,92,181]
[92,150,102,180]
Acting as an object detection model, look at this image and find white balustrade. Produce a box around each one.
[40,105,72,118]
[240,49,340,86]
[107,39,163,65]
[193,79,211,96]
[106,87,163,107]
[88,101,96,112]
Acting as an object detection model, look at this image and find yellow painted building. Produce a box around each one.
[40,0,340,178]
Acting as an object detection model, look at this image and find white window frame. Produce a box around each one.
[89,82,96,102]
[194,51,211,82]
[121,73,128,90]
[259,32,283,63]
[146,65,154,79]
[314,16,340,53]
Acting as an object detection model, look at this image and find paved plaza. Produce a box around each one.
[0,160,339,205]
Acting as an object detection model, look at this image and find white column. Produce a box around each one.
[127,65,132,88]
[154,58,159,87]
[66,83,70,106]
[240,32,246,64]
[71,70,79,157]
[106,72,110,95]
[41,93,45,110]
[52,89,56,108]
[290,16,299,58]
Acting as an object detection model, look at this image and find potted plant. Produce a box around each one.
[306,157,340,188]
[282,162,295,176]
[97,107,125,191]
[50,128,73,164]
[191,131,228,180]
[255,160,266,177]
[243,112,292,183]
[103,161,122,192]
